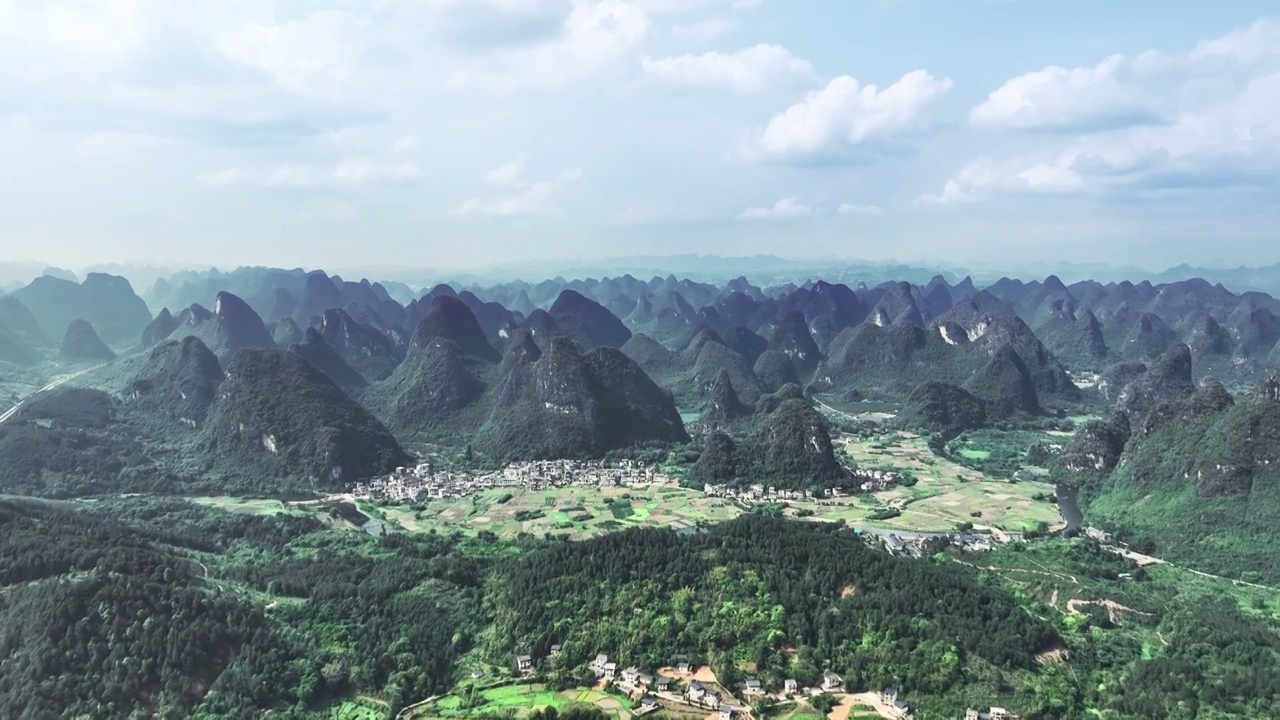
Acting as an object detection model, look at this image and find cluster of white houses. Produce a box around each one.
[513,651,1017,720]
[352,459,667,502]
[701,470,902,503]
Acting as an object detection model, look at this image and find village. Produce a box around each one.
[351,459,670,503]
[497,649,1019,720]
[701,468,904,502]
[353,460,908,506]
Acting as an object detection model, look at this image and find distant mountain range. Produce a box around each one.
[4,260,1280,498]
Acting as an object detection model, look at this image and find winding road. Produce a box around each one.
[0,363,109,424]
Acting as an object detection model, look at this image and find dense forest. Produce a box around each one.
[488,517,1057,693]
[4,494,1280,718]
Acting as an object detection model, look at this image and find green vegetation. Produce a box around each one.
[691,399,846,490]
[1084,384,1280,583]
[948,428,1064,478]
[959,537,1280,719]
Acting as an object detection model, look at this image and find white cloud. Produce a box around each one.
[738,197,813,219]
[216,9,372,99]
[934,19,1280,204]
[393,135,420,152]
[486,157,528,188]
[77,132,168,153]
[262,165,320,188]
[197,168,242,186]
[204,160,422,188]
[454,158,577,216]
[631,0,760,12]
[447,0,650,91]
[837,202,883,216]
[970,54,1165,131]
[332,159,422,185]
[452,182,559,216]
[744,70,953,163]
[670,18,735,42]
[642,44,812,93]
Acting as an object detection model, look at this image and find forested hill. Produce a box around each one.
[0,500,1068,718]
[0,498,308,719]
[488,516,1058,697]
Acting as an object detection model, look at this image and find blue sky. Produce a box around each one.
[0,0,1277,272]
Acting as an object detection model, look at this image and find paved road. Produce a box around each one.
[0,363,108,424]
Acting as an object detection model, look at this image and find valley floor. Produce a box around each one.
[193,431,1065,543]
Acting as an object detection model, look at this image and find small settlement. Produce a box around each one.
[497,647,1026,720]
[701,467,902,502]
[352,459,665,502]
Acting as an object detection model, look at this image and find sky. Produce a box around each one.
[1,0,1278,272]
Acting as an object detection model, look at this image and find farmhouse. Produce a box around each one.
[965,709,1016,720]
[515,655,533,673]
[743,679,763,695]
[686,682,706,702]
[639,696,662,714]
[783,679,798,696]
[822,671,843,692]
[655,677,671,692]
[549,644,562,657]
[882,687,909,717]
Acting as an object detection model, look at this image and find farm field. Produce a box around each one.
[380,485,742,540]
[181,431,1064,539]
[414,684,632,720]
[327,698,388,720]
[837,431,1061,533]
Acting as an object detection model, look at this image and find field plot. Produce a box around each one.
[419,684,630,720]
[836,432,1061,532]
[190,496,311,516]
[328,698,387,720]
[385,486,741,540]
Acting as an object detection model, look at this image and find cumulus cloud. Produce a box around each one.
[932,19,1280,204]
[642,44,812,92]
[453,158,577,216]
[216,10,372,99]
[738,197,813,219]
[969,53,1176,132]
[837,202,883,216]
[447,0,650,91]
[744,70,953,163]
[486,157,528,188]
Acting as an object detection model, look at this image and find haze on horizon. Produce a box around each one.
[1,0,1278,271]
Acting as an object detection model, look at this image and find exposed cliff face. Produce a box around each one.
[203,348,409,486]
[316,308,404,382]
[377,298,500,441]
[126,336,225,426]
[738,399,845,489]
[475,337,687,461]
[768,312,821,380]
[1116,343,1195,416]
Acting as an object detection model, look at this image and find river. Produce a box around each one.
[1054,484,1084,531]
